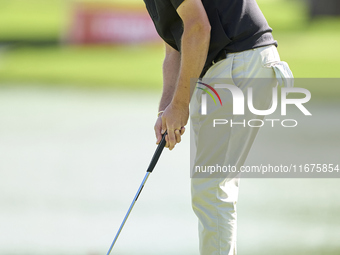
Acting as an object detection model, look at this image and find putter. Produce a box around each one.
[106,131,167,255]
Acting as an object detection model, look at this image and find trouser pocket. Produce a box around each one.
[269,61,294,88]
[259,45,294,88]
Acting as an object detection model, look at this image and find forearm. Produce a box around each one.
[158,49,181,112]
[172,22,210,107]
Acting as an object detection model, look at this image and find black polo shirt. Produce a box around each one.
[143,0,277,75]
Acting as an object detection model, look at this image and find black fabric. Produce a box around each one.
[169,0,185,9]
[143,0,277,75]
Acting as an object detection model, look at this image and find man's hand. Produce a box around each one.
[162,101,188,150]
[154,106,186,150]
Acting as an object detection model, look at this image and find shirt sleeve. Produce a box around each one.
[170,0,185,10]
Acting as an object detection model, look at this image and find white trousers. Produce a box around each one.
[190,45,293,255]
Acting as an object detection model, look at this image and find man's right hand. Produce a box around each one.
[154,114,185,149]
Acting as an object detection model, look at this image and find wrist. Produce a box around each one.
[171,97,190,108]
[171,80,190,107]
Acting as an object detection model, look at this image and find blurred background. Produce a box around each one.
[0,0,339,254]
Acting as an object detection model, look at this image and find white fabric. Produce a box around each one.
[190,45,293,255]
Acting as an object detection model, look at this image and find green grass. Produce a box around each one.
[0,0,69,40]
[0,0,144,40]
[0,45,164,89]
[260,0,309,32]
[276,32,340,78]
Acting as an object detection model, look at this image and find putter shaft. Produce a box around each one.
[106,132,167,255]
[106,172,150,255]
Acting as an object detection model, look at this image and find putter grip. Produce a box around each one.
[147,131,167,172]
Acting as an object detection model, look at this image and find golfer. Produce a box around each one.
[144,0,293,254]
